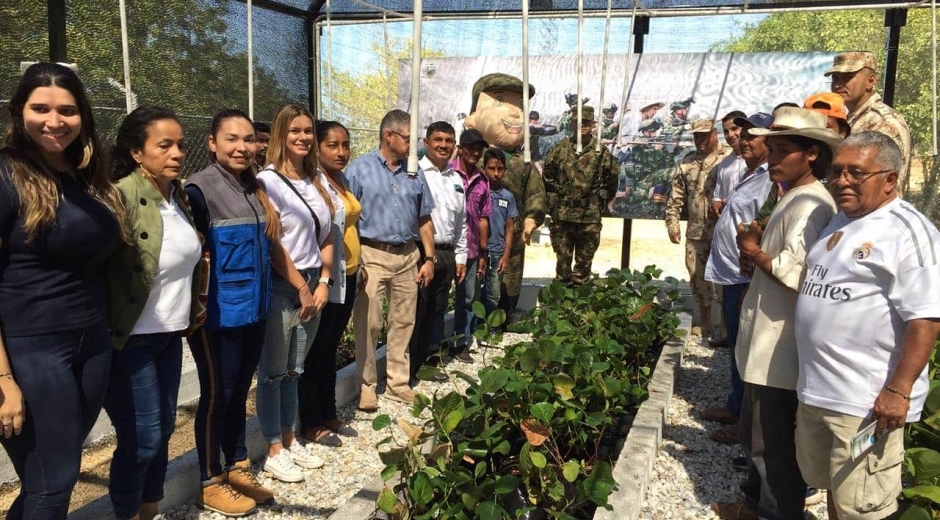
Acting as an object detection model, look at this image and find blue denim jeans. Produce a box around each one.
[722,282,748,416]
[480,253,503,319]
[257,271,322,444]
[0,319,111,520]
[454,257,481,348]
[104,333,183,520]
[189,321,265,481]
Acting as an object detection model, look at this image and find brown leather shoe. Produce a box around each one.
[698,406,738,425]
[712,500,758,520]
[199,475,257,517]
[710,423,741,445]
[226,460,275,505]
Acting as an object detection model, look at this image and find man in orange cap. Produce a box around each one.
[804,92,851,138]
[826,51,911,196]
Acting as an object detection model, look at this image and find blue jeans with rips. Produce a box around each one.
[104,332,183,519]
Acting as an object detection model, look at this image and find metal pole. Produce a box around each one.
[306,9,317,116]
[118,0,133,114]
[617,1,639,138]
[621,14,648,271]
[522,0,531,164]
[326,0,333,119]
[384,13,393,109]
[882,8,907,106]
[248,0,254,120]
[47,0,67,62]
[596,0,613,152]
[932,0,938,156]
[407,0,422,174]
[576,0,584,154]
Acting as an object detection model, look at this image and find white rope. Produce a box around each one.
[596,0,614,152]
[326,0,333,119]
[932,0,937,156]
[118,0,133,114]
[247,0,253,120]
[407,0,422,174]
[522,0,531,164]
[617,0,639,140]
[384,13,392,109]
[576,0,584,155]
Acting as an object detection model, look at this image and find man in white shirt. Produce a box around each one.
[795,132,940,520]
[409,122,468,382]
[698,113,774,443]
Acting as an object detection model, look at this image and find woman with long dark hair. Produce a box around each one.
[0,62,126,519]
[185,109,315,517]
[298,120,364,446]
[105,105,205,520]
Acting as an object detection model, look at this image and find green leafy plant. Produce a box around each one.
[372,268,682,519]
[899,340,940,519]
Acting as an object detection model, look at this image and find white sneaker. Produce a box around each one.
[286,444,325,469]
[263,450,304,483]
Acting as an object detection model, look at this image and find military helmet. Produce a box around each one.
[670,98,694,111]
[603,103,618,113]
[565,93,590,105]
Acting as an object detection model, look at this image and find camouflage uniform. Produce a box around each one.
[848,93,912,196]
[660,112,691,140]
[500,150,547,303]
[543,120,619,284]
[665,143,730,333]
[601,117,619,143]
[559,109,574,139]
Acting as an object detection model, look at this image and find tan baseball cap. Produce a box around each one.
[824,51,877,77]
[690,119,715,133]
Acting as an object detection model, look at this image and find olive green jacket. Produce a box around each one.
[107,171,206,349]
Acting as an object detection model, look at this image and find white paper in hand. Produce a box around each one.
[850,421,878,461]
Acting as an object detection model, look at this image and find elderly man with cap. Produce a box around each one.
[543,106,619,285]
[665,119,730,338]
[699,112,774,443]
[794,131,940,520]
[827,51,911,196]
[448,128,493,362]
[712,108,842,520]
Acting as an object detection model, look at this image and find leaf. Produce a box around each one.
[898,504,932,520]
[475,501,509,520]
[398,418,423,441]
[562,460,580,482]
[529,451,547,469]
[519,348,543,372]
[493,475,519,494]
[372,414,391,431]
[520,418,550,447]
[416,364,446,382]
[377,487,399,513]
[902,485,940,505]
[486,308,507,328]
[381,465,398,482]
[907,447,940,480]
[472,300,487,319]
[479,368,510,395]
[531,402,555,424]
[583,461,616,506]
[410,471,434,508]
[554,373,576,400]
[379,448,406,465]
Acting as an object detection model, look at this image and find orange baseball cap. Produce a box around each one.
[803,92,848,122]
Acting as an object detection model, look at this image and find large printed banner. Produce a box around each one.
[399,51,836,220]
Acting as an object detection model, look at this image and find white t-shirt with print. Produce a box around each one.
[258,168,332,270]
[795,198,940,422]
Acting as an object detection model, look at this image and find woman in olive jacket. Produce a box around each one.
[105,105,206,520]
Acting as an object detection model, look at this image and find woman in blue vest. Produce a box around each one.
[0,62,126,520]
[185,109,316,517]
[104,105,206,520]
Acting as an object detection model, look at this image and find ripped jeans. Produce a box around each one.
[256,270,322,444]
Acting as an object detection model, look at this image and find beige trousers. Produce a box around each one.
[353,243,419,396]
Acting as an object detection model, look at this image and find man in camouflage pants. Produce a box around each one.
[665,119,730,337]
[543,106,619,285]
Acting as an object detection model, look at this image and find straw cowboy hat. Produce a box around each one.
[748,107,843,150]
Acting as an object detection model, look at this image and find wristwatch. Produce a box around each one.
[425,255,438,264]
[318,277,334,288]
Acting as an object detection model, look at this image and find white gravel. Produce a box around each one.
[638,335,828,520]
[162,334,524,520]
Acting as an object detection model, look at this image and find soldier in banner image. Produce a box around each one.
[528,110,558,173]
[559,93,590,139]
[543,106,619,285]
[600,103,620,151]
[661,98,694,139]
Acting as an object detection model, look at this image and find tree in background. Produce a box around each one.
[713,8,940,223]
[326,37,447,159]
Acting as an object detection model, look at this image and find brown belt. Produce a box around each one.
[361,238,412,254]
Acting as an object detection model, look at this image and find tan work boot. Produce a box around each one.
[226,459,275,505]
[359,385,378,412]
[199,475,257,517]
[139,502,159,520]
[385,387,416,405]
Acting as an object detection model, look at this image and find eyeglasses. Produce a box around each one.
[390,130,410,142]
[828,167,893,184]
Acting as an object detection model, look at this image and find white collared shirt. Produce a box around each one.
[704,162,772,285]
[712,153,748,202]
[418,156,469,264]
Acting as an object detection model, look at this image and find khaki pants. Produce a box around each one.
[685,238,715,330]
[353,243,419,396]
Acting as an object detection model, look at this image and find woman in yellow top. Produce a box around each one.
[298,121,365,446]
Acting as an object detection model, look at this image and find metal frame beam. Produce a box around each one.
[883,8,908,106]
[47,0,67,62]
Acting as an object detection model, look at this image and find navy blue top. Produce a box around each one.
[345,148,434,244]
[0,155,121,337]
[487,184,518,256]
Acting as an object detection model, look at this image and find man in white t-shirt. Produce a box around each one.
[795,132,940,520]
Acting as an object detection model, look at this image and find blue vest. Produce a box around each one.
[187,163,272,330]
